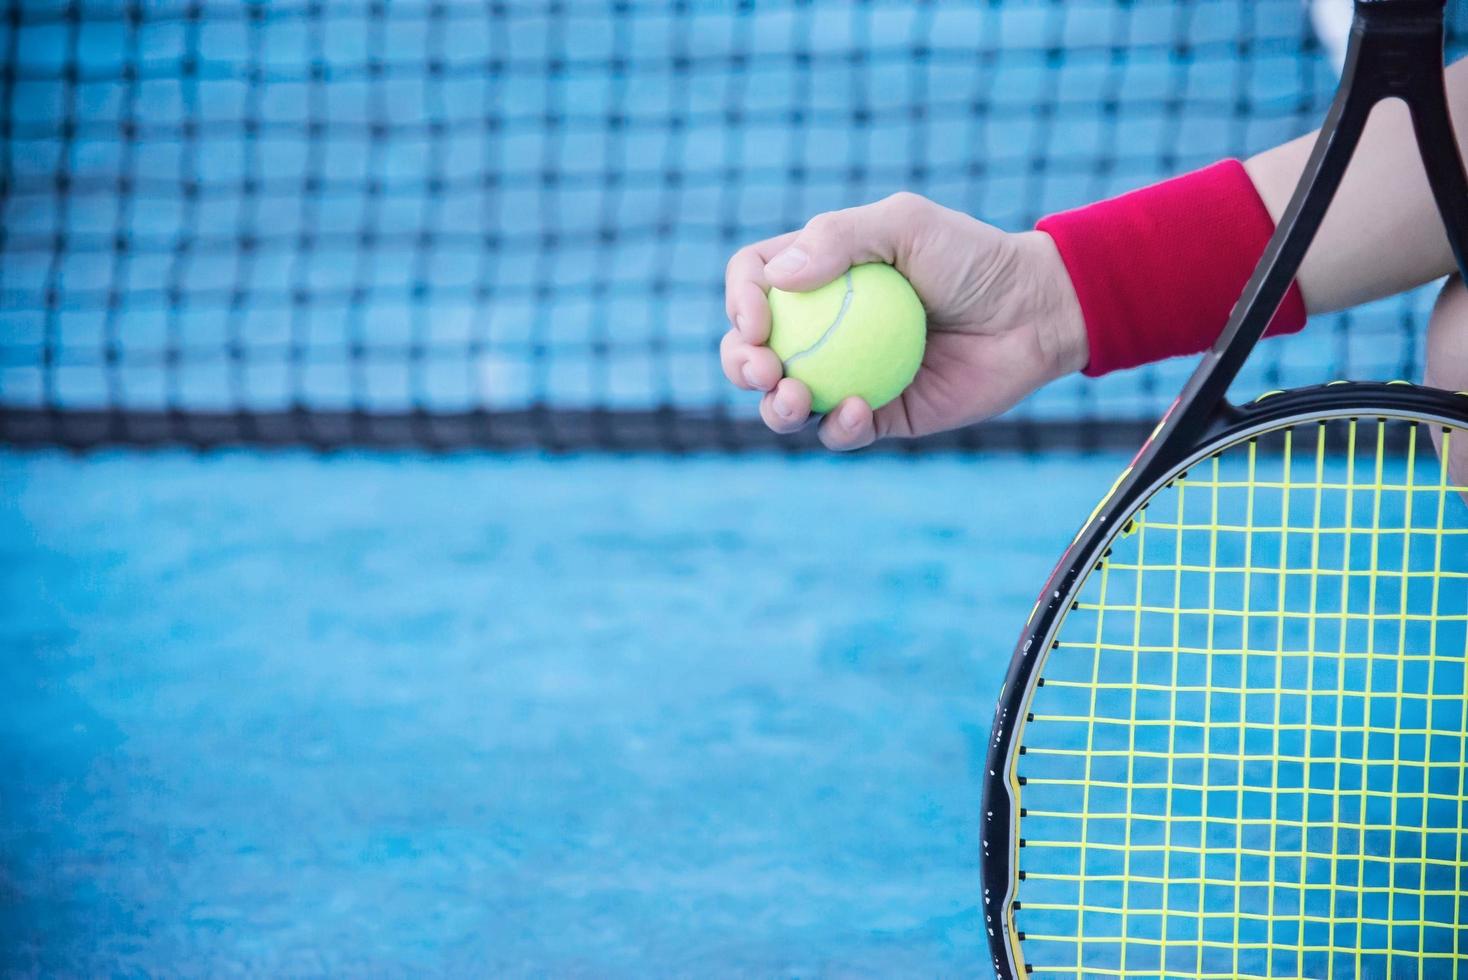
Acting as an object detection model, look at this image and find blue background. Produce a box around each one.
[4,0,1466,975]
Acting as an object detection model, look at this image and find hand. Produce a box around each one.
[720,192,1088,451]
[1425,274,1468,492]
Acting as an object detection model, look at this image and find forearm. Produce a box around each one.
[1244,57,1468,314]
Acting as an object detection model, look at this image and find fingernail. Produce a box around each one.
[840,401,864,429]
[735,313,748,336]
[766,247,808,277]
[742,362,762,389]
[773,393,793,419]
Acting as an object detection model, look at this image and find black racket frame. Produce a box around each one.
[981,2,1468,976]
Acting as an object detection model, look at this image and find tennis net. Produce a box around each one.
[0,0,1458,451]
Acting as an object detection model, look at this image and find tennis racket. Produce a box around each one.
[982,2,1468,977]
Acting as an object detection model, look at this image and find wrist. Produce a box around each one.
[1013,230,1089,379]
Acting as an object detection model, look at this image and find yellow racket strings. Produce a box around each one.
[1013,420,1468,979]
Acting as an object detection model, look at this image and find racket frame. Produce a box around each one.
[981,2,1468,976]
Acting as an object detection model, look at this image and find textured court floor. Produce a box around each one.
[0,450,1111,975]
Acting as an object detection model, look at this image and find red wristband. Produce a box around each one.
[1036,159,1307,377]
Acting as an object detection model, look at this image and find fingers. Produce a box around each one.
[758,378,813,434]
[1425,274,1468,493]
[720,327,782,393]
[725,230,797,346]
[816,397,877,452]
[1426,274,1468,392]
[762,192,930,292]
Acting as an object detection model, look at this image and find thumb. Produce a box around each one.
[762,195,917,291]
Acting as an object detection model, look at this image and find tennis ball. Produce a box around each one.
[766,262,927,414]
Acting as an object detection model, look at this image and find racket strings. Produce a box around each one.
[1012,419,1468,979]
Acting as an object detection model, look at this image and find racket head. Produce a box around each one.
[983,382,1468,979]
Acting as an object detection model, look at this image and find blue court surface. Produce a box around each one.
[0,449,1114,975]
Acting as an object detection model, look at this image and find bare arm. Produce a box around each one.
[1244,57,1468,314]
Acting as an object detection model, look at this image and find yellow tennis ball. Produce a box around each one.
[766,263,926,414]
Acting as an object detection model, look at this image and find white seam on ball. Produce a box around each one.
[782,268,855,366]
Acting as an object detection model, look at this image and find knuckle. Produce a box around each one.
[725,246,753,278]
[881,190,927,216]
[802,210,844,238]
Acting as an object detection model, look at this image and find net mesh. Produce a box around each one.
[1012,416,1468,978]
[0,0,1461,450]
